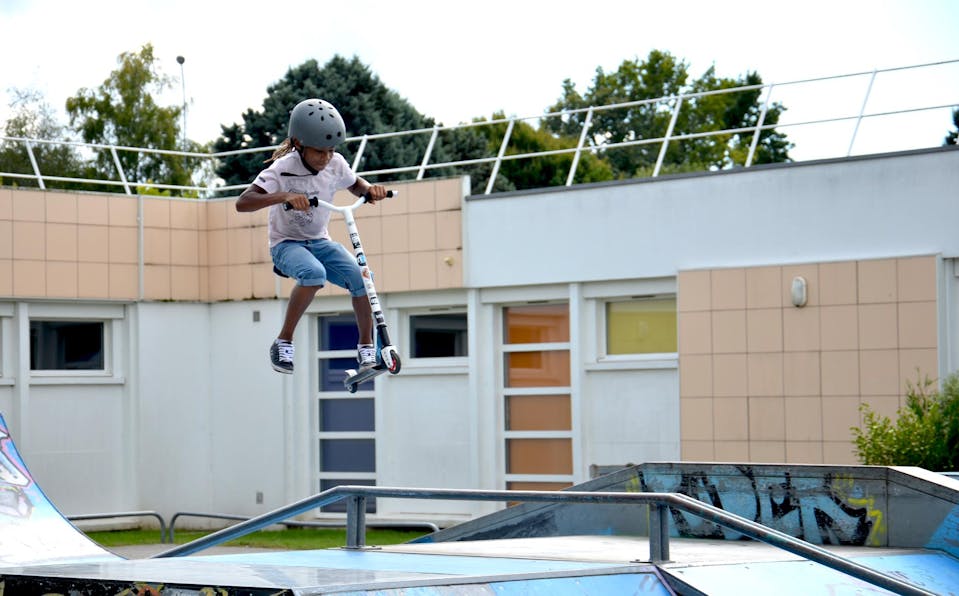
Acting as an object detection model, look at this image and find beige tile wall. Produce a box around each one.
[678,256,938,465]
[0,177,464,302]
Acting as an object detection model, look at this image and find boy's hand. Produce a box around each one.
[364,185,389,203]
[285,193,312,211]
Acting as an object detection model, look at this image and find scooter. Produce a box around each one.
[284,190,402,393]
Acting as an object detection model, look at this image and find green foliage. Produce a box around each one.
[468,112,614,192]
[0,89,89,190]
[544,50,792,178]
[211,55,612,195]
[945,107,958,146]
[214,55,442,187]
[852,371,959,471]
[85,527,427,549]
[65,43,199,192]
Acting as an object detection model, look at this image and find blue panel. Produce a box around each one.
[320,399,374,432]
[320,316,359,351]
[320,357,373,392]
[927,503,959,559]
[320,439,375,472]
[667,552,959,596]
[855,552,959,595]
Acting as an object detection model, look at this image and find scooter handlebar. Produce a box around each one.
[363,189,397,203]
[283,190,396,211]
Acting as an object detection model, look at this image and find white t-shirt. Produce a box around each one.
[254,151,357,247]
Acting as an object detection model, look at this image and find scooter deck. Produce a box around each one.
[343,364,388,391]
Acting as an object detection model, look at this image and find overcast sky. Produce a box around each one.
[1,0,957,159]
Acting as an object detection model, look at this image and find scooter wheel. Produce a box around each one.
[346,383,358,394]
[387,353,401,375]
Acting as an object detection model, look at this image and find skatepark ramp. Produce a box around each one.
[0,411,957,594]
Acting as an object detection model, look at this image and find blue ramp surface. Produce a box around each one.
[0,415,119,566]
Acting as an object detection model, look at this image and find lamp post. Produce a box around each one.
[176,55,187,151]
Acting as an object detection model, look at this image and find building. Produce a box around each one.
[0,144,957,526]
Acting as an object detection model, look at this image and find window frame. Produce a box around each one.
[26,304,124,382]
[499,300,575,488]
[313,311,378,513]
[400,306,469,374]
[407,310,469,360]
[594,294,679,369]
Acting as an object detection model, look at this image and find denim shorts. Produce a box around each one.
[270,239,366,297]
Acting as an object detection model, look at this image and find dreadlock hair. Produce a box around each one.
[267,138,297,163]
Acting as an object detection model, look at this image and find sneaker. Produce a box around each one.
[357,344,377,368]
[270,339,294,374]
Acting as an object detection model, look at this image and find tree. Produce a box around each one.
[544,50,791,178]
[214,55,444,187]
[852,371,959,470]
[469,112,614,192]
[945,108,958,146]
[0,88,88,190]
[65,43,197,193]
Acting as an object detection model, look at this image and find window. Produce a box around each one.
[606,297,677,355]
[502,304,573,491]
[316,313,376,513]
[30,320,105,371]
[409,313,467,358]
[318,315,372,392]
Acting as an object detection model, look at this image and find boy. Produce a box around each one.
[236,98,388,374]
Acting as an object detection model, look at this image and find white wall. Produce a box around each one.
[464,148,959,288]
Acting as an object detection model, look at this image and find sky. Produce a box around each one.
[1,0,957,161]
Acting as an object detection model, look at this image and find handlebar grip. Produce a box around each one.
[362,190,397,202]
[282,197,319,211]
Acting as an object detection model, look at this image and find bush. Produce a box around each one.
[852,371,959,471]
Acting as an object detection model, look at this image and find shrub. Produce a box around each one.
[852,371,959,471]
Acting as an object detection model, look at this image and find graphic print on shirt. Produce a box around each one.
[285,179,317,231]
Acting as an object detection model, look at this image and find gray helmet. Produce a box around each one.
[288,99,346,148]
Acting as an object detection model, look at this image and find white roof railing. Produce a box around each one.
[1,59,956,198]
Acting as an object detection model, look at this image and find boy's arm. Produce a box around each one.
[235,184,310,212]
[348,177,388,203]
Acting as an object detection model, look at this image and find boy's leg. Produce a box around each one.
[280,284,322,341]
[352,294,374,345]
[311,240,376,365]
[269,240,327,373]
[353,294,376,368]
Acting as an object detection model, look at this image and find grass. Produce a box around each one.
[85,527,430,550]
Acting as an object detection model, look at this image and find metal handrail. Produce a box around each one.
[167,511,438,542]
[68,510,169,543]
[151,485,933,596]
[1,59,956,198]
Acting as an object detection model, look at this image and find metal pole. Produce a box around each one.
[351,135,368,172]
[848,68,877,157]
[24,141,45,190]
[648,503,670,563]
[110,146,132,195]
[417,126,439,180]
[176,56,187,151]
[745,84,773,168]
[653,96,683,177]
[484,118,515,195]
[566,107,594,187]
[345,495,367,549]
